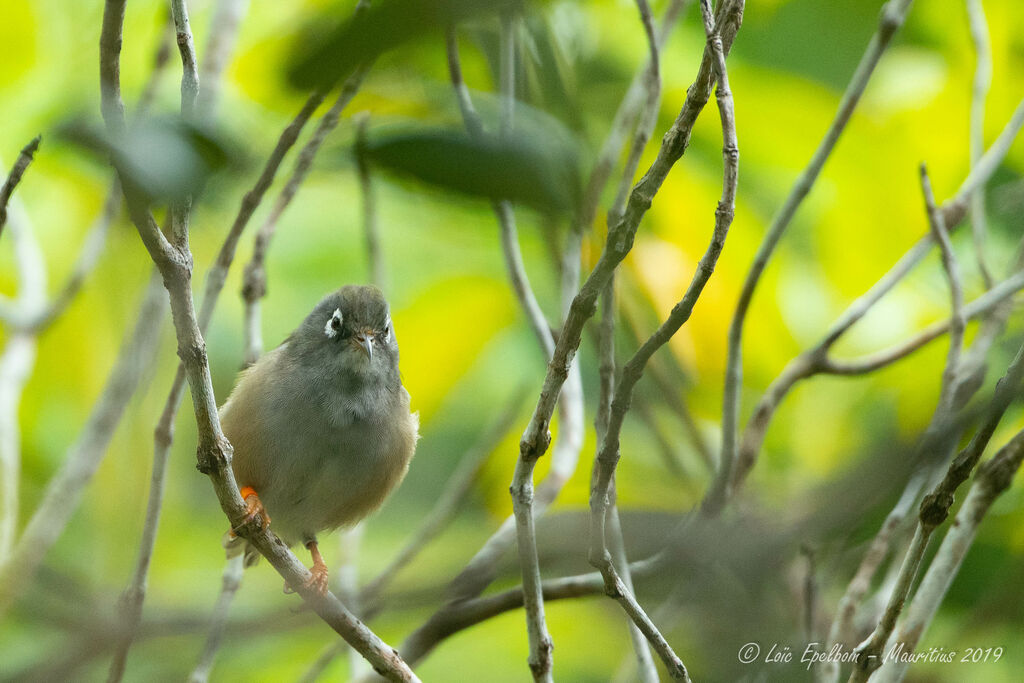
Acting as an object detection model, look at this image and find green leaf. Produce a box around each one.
[60,116,233,204]
[287,0,526,90]
[362,127,580,213]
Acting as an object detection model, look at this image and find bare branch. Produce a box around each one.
[21,183,119,332]
[579,0,690,232]
[920,163,966,410]
[355,113,386,291]
[587,0,736,674]
[731,95,1024,495]
[717,0,915,508]
[607,0,661,227]
[391,558,663,671]
[518,0,744,498]
[197,0,249,116]
[966,0,993,285]
[171,0,200,120]
[874,429,1024,681]
[359,392,526,609]
[848,183,1017,680]
[187,555,244,683]
[242,75,366,365]
[0,271,169,616]
[0,136,41,242]
[445,28,555,357]
[97,2,416,678]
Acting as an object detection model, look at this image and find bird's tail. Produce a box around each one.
[222,530,262,568]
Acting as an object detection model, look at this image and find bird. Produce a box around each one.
[219,285,419,594]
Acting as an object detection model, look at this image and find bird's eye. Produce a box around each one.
[382,323,391,341]
[324,308,344,339]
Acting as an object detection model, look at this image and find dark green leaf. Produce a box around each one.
[287,0,525,90]
[362,128,580,213]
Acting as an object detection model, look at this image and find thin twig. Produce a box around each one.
[716,0,915,511]
[495,13,557,680]
[517,0,744,517]
[360,391,527,609]
[848,163,995,683]
[579,0,690,233]
[731,95,1024,496]
[607,0,661,228]
[196,0,249,116]
[187,555,244,683]
[389,557,664,672]
[355,113,386,291]
[0,136,41,242]
[415,1,743,661]
[921,164,966,399]
[0,271,169,615]
[242,73,366,366]
[873,428,1024,682]
[966,0,993,286]
[107,3,207,676]
[588,1,736,675]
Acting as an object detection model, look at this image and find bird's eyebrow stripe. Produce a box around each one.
[324,308,344,338]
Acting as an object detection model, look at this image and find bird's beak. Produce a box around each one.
[355,333,374,361]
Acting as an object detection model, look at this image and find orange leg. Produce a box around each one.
[283,540,330,596]
[304,541,330,595]
[230,485,271,537]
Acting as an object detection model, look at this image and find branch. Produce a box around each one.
[97,1,416,679]
[355,113,386,291]
[0,271,168,616]
[606,0,661,227]
[391,558,663,672]
[187,555,244,683]
[0,136,41,242]
[196,0,249,117]
[587,1,736,675]
[717,0,915,508]
[848,169,1017,680]
[359,390,526,609]
[404,4,744,672]
[874,429,1024,681]
[731,95,1024,496]
[241,73,366,366]
[494,14,558,680]
[966,0,993,286]
[517,0,744,492]
[920,163,966,412]
[445,27,555,358]
[578,0,690,233]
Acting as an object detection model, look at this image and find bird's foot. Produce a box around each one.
[283,540,330,596]
[230,486,271,537]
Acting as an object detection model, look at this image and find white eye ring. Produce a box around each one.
[324,308,343,338]
[383,320,392,342]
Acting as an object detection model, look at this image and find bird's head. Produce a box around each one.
[292,285,399,382]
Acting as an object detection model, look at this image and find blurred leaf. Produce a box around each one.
[287,0,526,90]
[60,116,233,204]
[362,127,581,213]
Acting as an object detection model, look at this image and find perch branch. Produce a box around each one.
[98,1,416,679]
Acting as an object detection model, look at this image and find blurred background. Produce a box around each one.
[2,0,1024,681]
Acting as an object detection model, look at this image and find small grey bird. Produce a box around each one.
[220,285,418,594]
